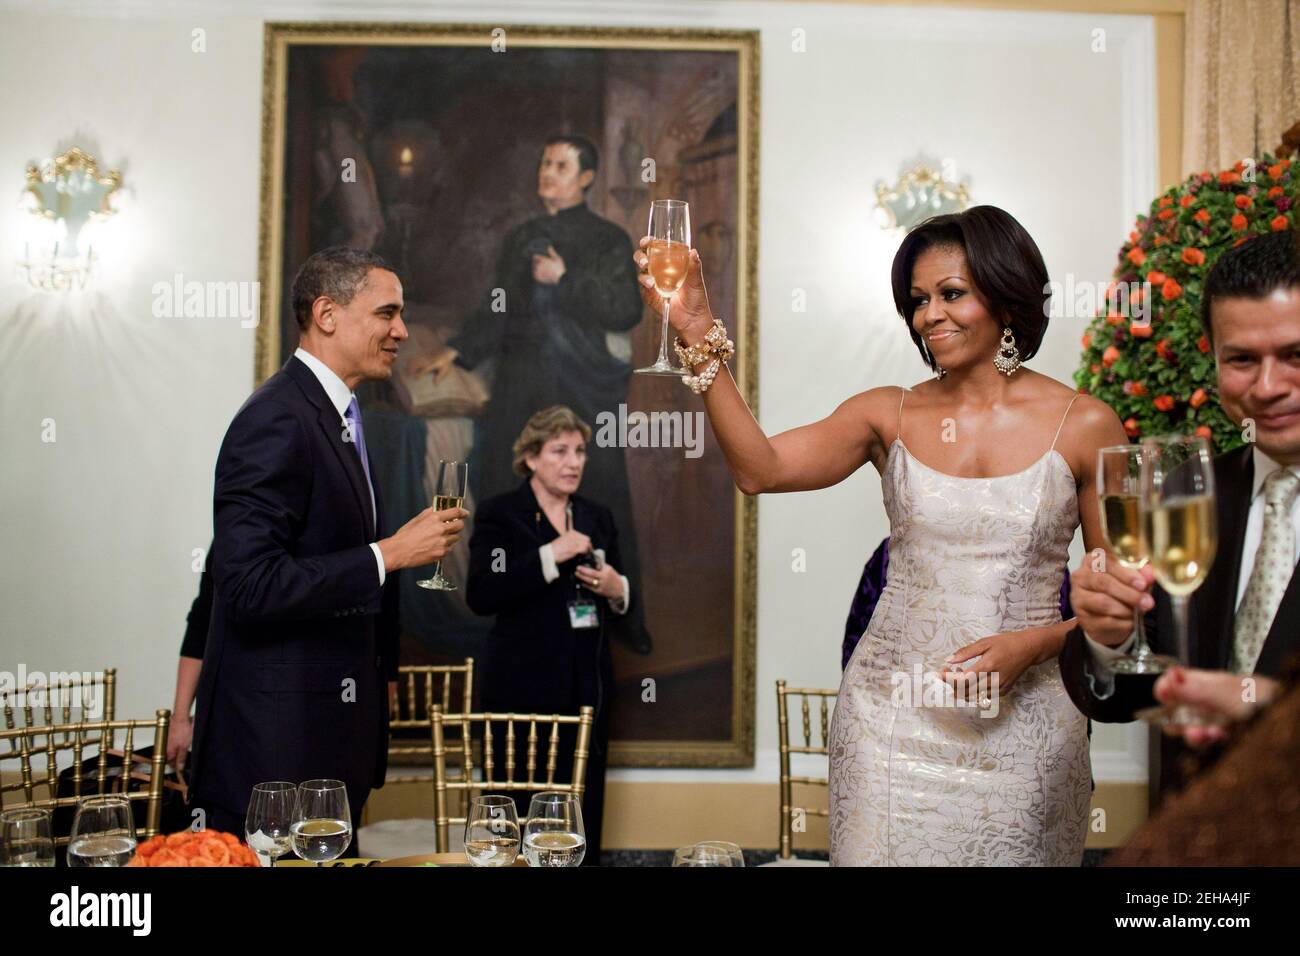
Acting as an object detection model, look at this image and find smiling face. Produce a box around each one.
[316,267,407,388]
[908,244,1002,372]
[1213,287,1300,465]
[537,143,592,211]
[525,430,587,498]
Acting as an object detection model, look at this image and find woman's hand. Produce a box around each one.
[633,239,715,345]
[551,530,592,564]
[1153,667,1279,747]
[940,628,1050,699]
[167,715,193,771]
[576,562,623,600]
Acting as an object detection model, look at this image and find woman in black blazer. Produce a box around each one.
[465,405,632,864]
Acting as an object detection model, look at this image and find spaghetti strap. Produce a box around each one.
[896,386,908,443]
[1050,393,1081,451]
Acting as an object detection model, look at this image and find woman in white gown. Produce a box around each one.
[633,205,1128,865]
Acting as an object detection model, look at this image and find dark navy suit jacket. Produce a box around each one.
[189,356,400,818]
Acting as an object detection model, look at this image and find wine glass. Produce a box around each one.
[1137,434,1219,725]
[246,781,296,868]
[291,779,352,867]
[67,795,136,867]
[635,199,691,376]
[1,808,55,867]
[464,795,520,867]
[1097,445,1176,674]
[417,459,469,591]
[672,842,741,867]
[521,791,585,867]
[694,840,745,867]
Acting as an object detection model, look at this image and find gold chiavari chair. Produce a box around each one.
[776,680,837,860]
[430,704,593,854]
[0,709,171,847]
[387,659,474,785]
[1,667,117,743]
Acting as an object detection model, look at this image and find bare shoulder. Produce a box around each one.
[836,385,907,435]
[1059,391,1128,478]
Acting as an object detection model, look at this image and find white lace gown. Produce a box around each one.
[828,394,1091,866]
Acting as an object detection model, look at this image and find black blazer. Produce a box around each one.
[189,356,400,817]
[1059,442,1300,792]
[466,479,628,713]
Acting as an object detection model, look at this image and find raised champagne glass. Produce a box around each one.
[635,199,691,376]
[1137,434,1220,725]
[1097,445,1176,674]
[417,459,468,591]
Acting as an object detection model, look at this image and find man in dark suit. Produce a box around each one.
[1062,230,1300,799]
[189,247,468,844]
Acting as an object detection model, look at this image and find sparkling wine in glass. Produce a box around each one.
[1,808,55,867]
[1097,445,1176,675]
[291,779,352,867]
[67,795,136,867]
[246,781,296,868]
[521,791,586,867]
[464,795,520,867]
[1137,434,1219,725]
[417,459,469,591]
[635,199,691,377]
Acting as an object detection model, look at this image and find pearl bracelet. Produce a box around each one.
[673,317,734,395]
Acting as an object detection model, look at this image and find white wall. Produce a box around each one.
[0,0,1154,784]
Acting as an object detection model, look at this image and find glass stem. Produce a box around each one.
[430,559,443,580]
[1129,604,1151,661]
[657,299,672,366]
[1170,594,1191,664]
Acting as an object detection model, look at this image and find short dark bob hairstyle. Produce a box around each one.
[890,205,1051,373]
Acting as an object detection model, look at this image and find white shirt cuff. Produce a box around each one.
[1082,629,1136,699]
[539,543,560,583]
[370,542,386,586]
[609,575,630,614]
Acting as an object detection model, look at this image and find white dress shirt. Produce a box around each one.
[1087,446,1300,675]
[294,347,386,586]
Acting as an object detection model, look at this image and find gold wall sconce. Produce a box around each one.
[874,159,971,233]
[18,146,122,291]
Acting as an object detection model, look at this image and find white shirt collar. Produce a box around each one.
[1249,445,1300,501]
[294,347,354,419]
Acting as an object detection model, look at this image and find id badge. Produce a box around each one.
[567,599,599,629]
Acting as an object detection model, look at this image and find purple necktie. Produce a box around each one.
[345,397,376,526]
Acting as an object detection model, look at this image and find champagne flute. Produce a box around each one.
[67,795,136,867]
[417,459,469,591]
[291,779,352,867]
[1137,434,1219,725]
[521,791,585,867]
[635,199,692,376]
[1097,445,1176,674]
[1,808,55,867]
[246,781,296,868]
[464,795,520,867]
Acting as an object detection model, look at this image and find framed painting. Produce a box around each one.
[257,22,759,766]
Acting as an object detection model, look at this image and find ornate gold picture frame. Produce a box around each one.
[257,22,759,767]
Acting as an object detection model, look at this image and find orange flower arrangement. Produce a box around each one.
[127,829,261,867]
[1077,151,1296,451]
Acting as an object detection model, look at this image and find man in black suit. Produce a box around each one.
[189,247,468,843]
[1062,230,1300,798]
